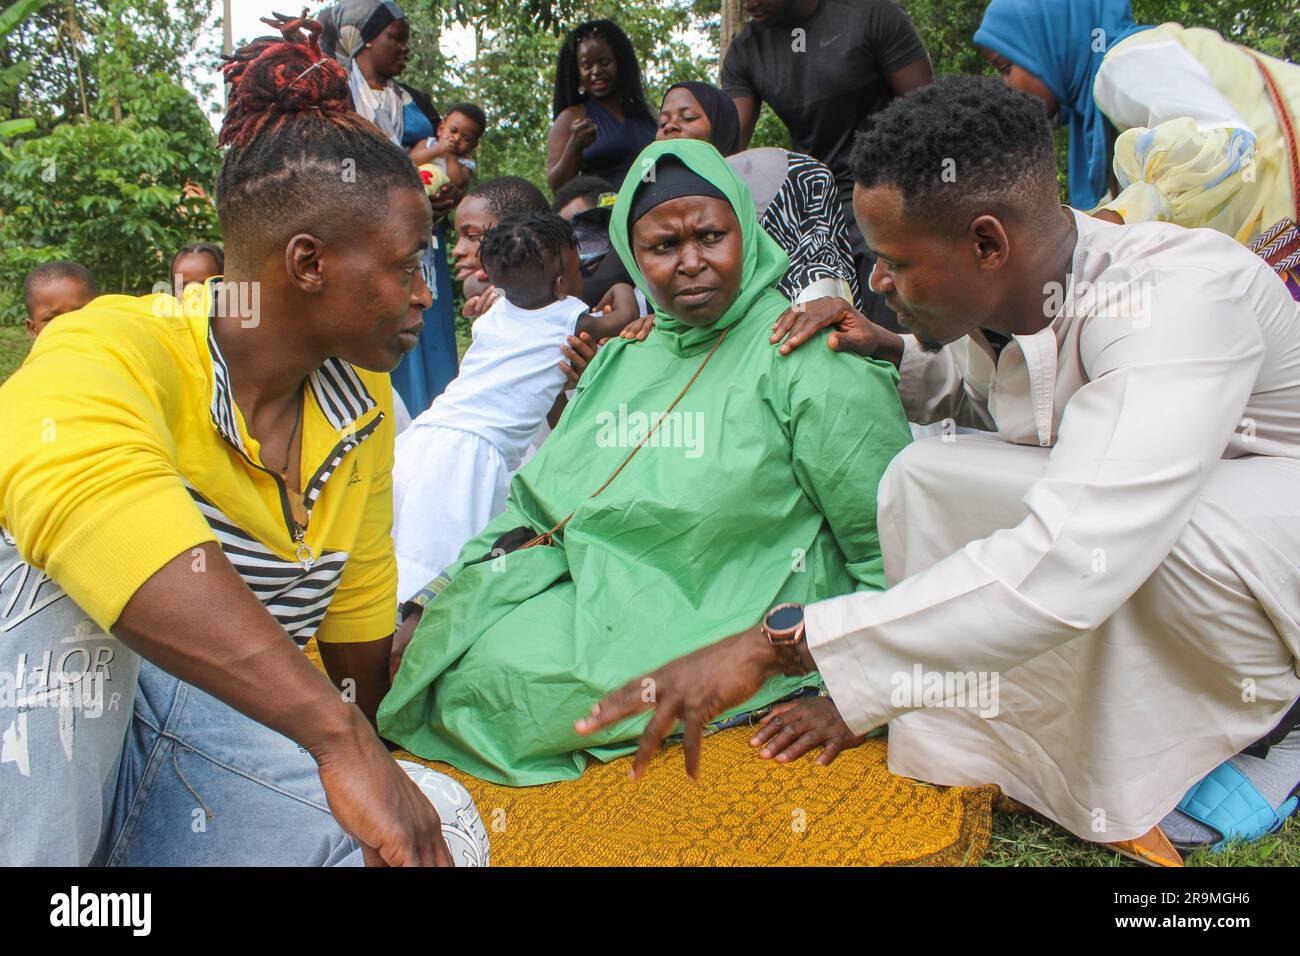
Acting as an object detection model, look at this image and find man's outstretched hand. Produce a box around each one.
[770,296,903,367]
[574,627,789,782]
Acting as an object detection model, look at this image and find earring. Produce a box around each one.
[365,42,373,48]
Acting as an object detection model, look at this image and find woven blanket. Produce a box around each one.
[306,640,995,865]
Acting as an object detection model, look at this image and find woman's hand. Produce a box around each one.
[770,296,902,366]
[1092,208,1124,225]
[462,279,501,319]
[428,183,458,221]
[575,626,790,781]
[581,283,645,341]
[620,313,655,341]
[559,331,598,388]
[567,116,598,154]
[750,695,868,766]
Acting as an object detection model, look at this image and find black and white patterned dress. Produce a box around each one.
[757,151,862,309]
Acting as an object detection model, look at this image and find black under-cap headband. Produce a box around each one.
[629,155,728,224]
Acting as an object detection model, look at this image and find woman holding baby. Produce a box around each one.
[320,0,467,415]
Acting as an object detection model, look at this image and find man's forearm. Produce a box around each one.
[113,542,367,756]
[319,636,393,729]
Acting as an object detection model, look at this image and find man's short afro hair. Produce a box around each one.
[465,176,550,223]
[851,75,1058,228]
[551,174,614,214]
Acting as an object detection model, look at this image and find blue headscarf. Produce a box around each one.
[974,0,1151,210]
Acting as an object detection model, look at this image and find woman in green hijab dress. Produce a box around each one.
[379,139,911,785]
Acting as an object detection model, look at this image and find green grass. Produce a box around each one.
[983,804,1300,867]
[0,325,31,385]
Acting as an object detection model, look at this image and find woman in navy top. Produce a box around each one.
[546,19,657,192]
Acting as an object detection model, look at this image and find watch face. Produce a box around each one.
[766,604,804,633]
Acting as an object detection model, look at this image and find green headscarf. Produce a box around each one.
[610,138,790,356]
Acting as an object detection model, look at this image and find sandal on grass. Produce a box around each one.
[1104,825,1184,867]
[1171,759,1300,852]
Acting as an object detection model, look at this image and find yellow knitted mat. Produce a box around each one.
[306,641,995,866]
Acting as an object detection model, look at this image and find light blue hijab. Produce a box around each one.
[974,0,1152,210]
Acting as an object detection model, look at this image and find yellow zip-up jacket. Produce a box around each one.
[0,288,397,645]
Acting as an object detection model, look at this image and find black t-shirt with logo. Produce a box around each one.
[721,0,928,206]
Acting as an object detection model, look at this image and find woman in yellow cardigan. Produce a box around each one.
[976,0,1300,298]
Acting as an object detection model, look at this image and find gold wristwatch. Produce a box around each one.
[760,603,807,677]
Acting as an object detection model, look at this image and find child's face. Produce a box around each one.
[26,277,95,339]
[438,112,482,157]
[172,252,220,291]
[452,196,495,282]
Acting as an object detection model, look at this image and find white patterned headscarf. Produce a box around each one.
[319,0,408,144]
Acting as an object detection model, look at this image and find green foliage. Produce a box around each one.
[0,0,213,131]
[900,0,989,77]
[0,0,53,38]
[402,0,720,188]
[0,111,220,324]
[0,324,31,383]
[0,0,218,324]
[1131,0,1299,62]
[0,0,53,141]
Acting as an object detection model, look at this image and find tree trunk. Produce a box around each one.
[719,0,743,78]
[57,2,89,119]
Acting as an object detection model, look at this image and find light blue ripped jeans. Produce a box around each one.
[103,659,364,866]
[1,537,480,866]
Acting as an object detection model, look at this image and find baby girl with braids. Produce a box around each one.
[392,212,633,602]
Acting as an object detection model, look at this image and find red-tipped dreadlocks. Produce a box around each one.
[213,8,422,275]
[219,10,366,148]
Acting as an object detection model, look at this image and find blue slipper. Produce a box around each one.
[1175,760,1300,850]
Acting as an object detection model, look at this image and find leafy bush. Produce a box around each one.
[0,76,219,325]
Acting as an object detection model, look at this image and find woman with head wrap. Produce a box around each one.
[379,139,912,785]
[320,0,462,412]
[976,0,1300,299]
[655,81,861,312]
